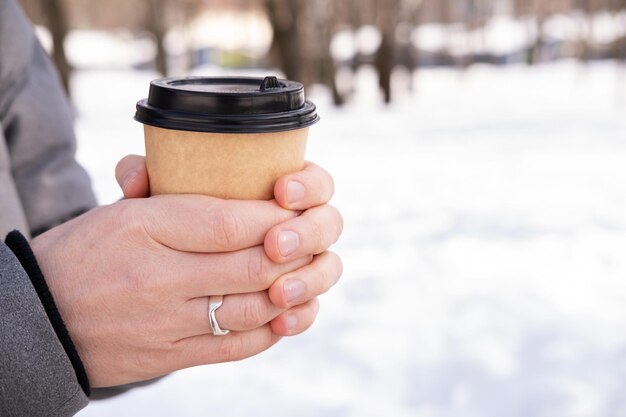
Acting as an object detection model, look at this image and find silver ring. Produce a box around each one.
[208,295,230,336]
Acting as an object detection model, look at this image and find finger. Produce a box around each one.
[274,161,335,210]
[115,154,150,199]
[270,298,320,336]
[142,195,298,253]
[268,251,342,309]
[174,291,283,339]
[264,204,343,263]
[172,324,281,369]
[171,246,312,298]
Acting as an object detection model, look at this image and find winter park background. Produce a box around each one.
[21,1,626,416]
[73,60,626,417]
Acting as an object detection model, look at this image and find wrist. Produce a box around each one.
[4,230,91,396]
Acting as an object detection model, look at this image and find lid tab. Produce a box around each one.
[260,76,282,91]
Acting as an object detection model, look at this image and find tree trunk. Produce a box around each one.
[375,0,397,104]
[622,3,626,64]
[265,0,303,82]
[147,0,168,76]
[408,3,423,93]
[41,0,71,96]
[530,2,546,65]
[376,33,393,103]
[315,0,343,105]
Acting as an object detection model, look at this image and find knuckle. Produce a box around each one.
[333,207,344,238]
[324,251,343,274]
[118,199,161,245]
[316,260,333,291]
[306,205,344,250]
[326,205,344,244]
[309,217,327,247]
[209,205,245,249]
[218,336,245,362]
[313,252,342,294]
[246,249,272,288]
[240,296,266,329]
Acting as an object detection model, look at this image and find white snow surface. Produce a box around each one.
[74,61,626,417]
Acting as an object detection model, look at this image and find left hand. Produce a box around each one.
[115,155,343,335]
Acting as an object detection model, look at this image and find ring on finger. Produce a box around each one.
[208,295,230,336]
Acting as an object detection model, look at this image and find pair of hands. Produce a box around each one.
[31,156,343,388]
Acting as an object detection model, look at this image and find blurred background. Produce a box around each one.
[18,0,626,416]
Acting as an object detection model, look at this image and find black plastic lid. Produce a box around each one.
[135,76,319,133]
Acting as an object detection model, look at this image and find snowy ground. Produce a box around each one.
[74,61,626,417]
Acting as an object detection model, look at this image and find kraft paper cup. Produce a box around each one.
[143,125,309,200]
[135,76,319,200]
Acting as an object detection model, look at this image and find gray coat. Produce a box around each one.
[1,0,97,415]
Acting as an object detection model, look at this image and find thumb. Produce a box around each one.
[115,154,150,198]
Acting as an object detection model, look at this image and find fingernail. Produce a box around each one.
[278,230,299,257]
[286,314,298,331]
[284,279,305,303]
[286,181,305,204]
[122,169,139,191]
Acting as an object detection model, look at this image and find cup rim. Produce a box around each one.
[135,76,319,133]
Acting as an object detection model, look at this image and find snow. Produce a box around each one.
[543,14,582,42]
[414,23,449,53]
[73,60,626,416]
[185,10,272,54]
[411,12,626,59]
[484,16,530,55]
[65,30,156,69]
[590,11,626,45]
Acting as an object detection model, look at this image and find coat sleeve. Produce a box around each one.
[0,0,96,238]
[0,0,101,412]
[0,241,88,417]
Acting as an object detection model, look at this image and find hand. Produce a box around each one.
[116,155,344,333]
[31,194,339,387]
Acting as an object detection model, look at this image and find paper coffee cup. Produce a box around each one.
[134,76,319,200]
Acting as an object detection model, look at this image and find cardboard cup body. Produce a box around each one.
[144,125,308,200]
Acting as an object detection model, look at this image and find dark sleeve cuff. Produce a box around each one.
[5,230,91,396]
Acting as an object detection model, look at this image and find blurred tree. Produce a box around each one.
[375,0,399,103]
[146,0,168,75]
[42,0,71,94]
[265,0,343,103]
[396,0,423,92]
[19,0,71,95]
[17,0,626,104]
[265,0,304,83]
[307,0,343,104]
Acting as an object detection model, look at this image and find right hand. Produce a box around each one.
[30,195,339,388]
